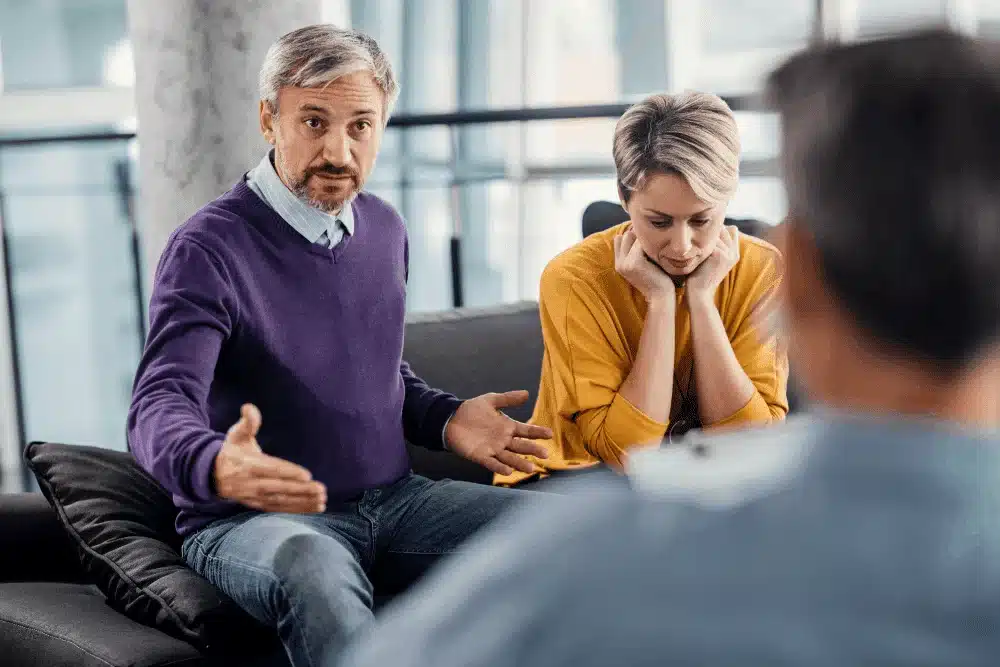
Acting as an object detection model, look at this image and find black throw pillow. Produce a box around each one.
[24,441,272,654]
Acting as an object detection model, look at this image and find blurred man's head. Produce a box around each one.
[767,30,1000,425]
[257,25,398,213]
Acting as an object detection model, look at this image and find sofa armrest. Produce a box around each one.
[0,493,86,583]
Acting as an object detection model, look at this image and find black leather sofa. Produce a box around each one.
[0,302,545,667]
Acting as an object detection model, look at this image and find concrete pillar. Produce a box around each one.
[126,0,321,284]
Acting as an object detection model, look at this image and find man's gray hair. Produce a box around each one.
[613,92,741,206]
[767,28,1000,368]
[259,25,399,121]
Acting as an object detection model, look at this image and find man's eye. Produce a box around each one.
[355,120,372,131]
[304,118,323,129]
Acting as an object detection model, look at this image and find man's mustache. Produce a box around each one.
[306,164,358,180]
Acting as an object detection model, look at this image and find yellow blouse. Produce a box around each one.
[496,222,789,486]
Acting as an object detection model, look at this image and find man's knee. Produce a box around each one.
[187,515,372,622]
[270,531,372,607]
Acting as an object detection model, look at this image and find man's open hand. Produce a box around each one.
[213,404,327,513]
[444,391,552,475]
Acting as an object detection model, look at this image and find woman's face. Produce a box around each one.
[621,171,726,277]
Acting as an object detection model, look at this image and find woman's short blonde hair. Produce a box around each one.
[613,91,741,206]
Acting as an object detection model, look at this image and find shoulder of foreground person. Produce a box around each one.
[342,417,1000,666]
[339,425,816,667]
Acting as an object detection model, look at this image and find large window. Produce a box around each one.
[0,139,143,458]
[0,0,129,91]
[342,0,805,311]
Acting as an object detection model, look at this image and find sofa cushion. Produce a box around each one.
[404,302,543,421]
[0,582,205,667]
[23,442,269,655]
[403,302,544,483]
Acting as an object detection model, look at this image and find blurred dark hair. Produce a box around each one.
[767,29,1000,372]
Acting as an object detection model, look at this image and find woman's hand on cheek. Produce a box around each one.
[686,225,740,302]
[615,228,676,304]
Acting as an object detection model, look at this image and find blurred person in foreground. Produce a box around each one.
[497,91,788,489]
[127,25,551,667]
[341,29,1000,667]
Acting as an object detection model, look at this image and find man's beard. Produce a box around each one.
[275,150,360,214]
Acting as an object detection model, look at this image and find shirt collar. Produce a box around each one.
[247,151,354,243]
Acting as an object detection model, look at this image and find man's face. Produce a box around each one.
[260,71,384,213]
[622,172,726,277]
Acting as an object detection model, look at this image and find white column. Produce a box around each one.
[945,0,979,35]
[816,0,861,42]
[126,0,322,284]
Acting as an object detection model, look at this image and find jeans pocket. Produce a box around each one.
[181,515,242,571]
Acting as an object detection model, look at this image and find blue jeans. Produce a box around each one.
[182,473,524,667]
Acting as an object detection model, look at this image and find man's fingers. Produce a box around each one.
[228,403,262,443]
[243,478,327,513]
[507,438,549,459]
[479,456,514,477]
[512,421,553,441]
[243,496,325,514]
[261,496,325,514]
[248,453,314,482]
[489,390,531,409]
[249,478,326,499]
[507,436,549,459]
[495,450,536,474]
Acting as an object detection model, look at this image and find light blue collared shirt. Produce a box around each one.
[246,151,354,248]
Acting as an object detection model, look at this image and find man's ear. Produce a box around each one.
[260,100,277,145]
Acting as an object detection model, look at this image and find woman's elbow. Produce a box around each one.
[580,429,629,470]
[767,402,789,422]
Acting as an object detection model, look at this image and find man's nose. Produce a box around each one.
[323,128,352,167]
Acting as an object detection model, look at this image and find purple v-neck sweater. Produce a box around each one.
[128,181,461,536]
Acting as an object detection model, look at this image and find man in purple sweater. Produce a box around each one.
[127,25,551,667]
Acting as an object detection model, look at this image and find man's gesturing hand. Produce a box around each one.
[213,404,327,513]
[444,391,552,476]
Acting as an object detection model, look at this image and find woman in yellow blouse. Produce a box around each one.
[497,91,788,487]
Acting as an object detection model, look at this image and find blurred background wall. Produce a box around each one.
[0,0,994,490]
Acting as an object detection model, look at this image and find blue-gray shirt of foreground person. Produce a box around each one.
[340,412,1000,666]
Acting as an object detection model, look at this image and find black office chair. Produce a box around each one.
[580,200,803,414]
[582,200,631,238]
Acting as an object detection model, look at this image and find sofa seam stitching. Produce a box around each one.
[154,657,205,667]
[0,616,118,666]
